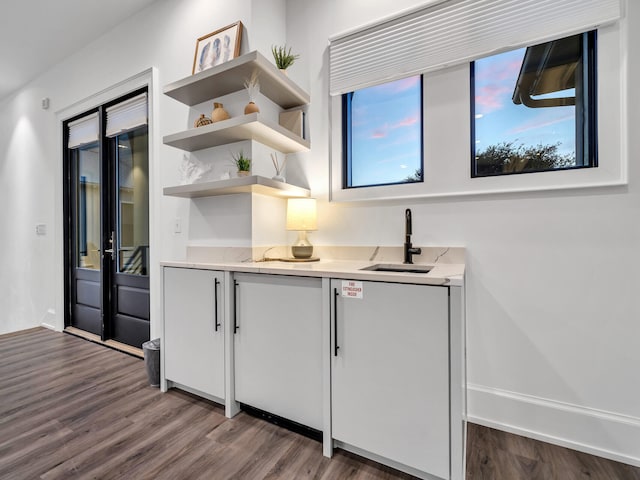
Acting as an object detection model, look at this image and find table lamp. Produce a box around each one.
[286,198,317,259]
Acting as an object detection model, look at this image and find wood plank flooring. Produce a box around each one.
[1,328,638,479]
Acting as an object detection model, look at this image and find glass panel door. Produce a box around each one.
[108,124,150,348]
[69,142,103,336]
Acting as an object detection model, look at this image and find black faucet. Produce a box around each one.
[403,208,422,264]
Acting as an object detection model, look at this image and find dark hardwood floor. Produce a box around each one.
[1,328,638,479]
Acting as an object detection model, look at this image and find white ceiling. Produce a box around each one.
[0,0,160,101]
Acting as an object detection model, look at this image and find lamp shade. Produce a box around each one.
[286,198,317,231]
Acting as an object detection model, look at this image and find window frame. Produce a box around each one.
[470,31,599,179]
[342,76,425,189]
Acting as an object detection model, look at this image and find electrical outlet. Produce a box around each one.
[174,217,182,233]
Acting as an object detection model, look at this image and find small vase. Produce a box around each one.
[244,101,260,114]
[272,174,285,183]
[237,170,250,177]
[212,102,230,122]
[194,114,213,128]
[279,69,288,76]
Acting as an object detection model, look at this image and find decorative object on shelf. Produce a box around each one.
[286,198,318,260]
[179,154,214,184]
[271,152,286,182]
[271,45,299,73]
[194,114,213,128]
[232,150,251,176]
[211,102,230,122]
[192,21,243,74]
[243,69,260,114]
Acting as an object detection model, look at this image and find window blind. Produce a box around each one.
[329,0,621,95]
[68,113,99,149]
[106,92,148,137]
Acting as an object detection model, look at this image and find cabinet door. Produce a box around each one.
[331,280,450,478]
[164,267,224,399]
[234,273,323,430]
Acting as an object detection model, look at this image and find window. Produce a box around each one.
[343,76,423,188]
[472,32,597,177]
[329,0,623,202]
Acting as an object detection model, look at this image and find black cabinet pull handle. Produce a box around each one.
[334,288,340,356]
[233,280,239,334]
[214,278,220,332]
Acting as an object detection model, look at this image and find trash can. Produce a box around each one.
[142,338,161,387]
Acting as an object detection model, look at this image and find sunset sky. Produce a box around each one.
[474,48,576,158]
[349,76,422,187]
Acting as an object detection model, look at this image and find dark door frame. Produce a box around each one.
[63,87,150,345]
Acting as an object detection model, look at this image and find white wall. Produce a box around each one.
[0,0,638,468]
[287,0,640,467]
[0,0,272,338]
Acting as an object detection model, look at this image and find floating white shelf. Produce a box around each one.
[163,175,310,199]
[164,51,309,109]
[163,113,310,153]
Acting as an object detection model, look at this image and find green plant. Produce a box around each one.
[232,150,251,172]
[271,45,299,70]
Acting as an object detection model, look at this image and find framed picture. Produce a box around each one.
[192,21,243,74]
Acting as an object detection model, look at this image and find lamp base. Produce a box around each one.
[291,244,313,259]
[291,230,314,259]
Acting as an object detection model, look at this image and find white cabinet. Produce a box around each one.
[233,273,323,430]
[330,279,450,479]
[163,267,225,401]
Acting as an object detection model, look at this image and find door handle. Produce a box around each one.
[334,288,340,356]
[233,280,239,334]
[214,278,220,332]
[104,231,115,256]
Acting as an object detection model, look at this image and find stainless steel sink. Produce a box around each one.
[360,264,433,274]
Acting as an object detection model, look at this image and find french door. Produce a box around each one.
[64,89,150,348]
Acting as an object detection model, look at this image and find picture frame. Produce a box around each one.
[192,21,243,75]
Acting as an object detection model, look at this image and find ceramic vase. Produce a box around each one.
[244,101,260,114]
[212,102,230,122]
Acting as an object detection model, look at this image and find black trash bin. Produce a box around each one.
[142,338,161,387]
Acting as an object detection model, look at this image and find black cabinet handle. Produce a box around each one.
[214,278,220,332]
[233,280,239,334]
[334,288,340,356]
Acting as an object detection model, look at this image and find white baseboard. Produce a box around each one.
[467,383,640,468]
[41,308,61,332]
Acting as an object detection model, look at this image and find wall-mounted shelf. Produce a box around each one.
[163,113,309,153]
[164,51,309,109]
[163,175,310,199]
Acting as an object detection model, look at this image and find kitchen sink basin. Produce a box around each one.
[360,264,433,274]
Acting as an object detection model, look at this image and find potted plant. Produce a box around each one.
[271,45,299,73]
[243,70,260,114]
[232,151,251,176]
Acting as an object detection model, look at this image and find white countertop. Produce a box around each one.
[161,257,464,287]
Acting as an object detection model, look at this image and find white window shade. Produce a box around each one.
[106,92,148,137]
[329,0,621,95]
[68,113,99,149]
